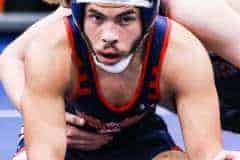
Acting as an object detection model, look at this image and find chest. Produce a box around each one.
[96,68,141,106]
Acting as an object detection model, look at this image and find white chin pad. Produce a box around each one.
[93,54,134,73]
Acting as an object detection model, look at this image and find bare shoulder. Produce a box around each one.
[24,19,72,93]
[161,20,214,90]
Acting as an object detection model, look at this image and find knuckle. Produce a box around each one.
[66,127,74,136]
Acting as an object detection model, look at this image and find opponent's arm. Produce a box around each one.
[21,36,71,160]
[226,0,240,14]
[0,6,70,110]
[163,0,240,68]
[162,20,222,160]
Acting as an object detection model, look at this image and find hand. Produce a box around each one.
[65,112,113,151]
[214,150,240,160]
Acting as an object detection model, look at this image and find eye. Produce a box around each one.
[118,15,136,25]
[88,14,105,24]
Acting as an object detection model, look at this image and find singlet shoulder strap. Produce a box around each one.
[141,16,172,106]
[65,15,89,61]
[64,15,95,80]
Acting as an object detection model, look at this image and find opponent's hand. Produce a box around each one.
[65,112,113,151]
[213,150,240,160]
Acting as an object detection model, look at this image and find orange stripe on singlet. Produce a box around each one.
[148,17,172,101]
[63,17,92,99]
[0,0,5,12]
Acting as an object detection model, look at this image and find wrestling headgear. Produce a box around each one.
[70,0,160,73]
[70,0,160,36]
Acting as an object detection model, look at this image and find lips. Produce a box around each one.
[96,51,122,65]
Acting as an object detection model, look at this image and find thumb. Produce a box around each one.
[65,112,85,127]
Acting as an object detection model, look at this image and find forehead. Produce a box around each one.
[85,3,139,15]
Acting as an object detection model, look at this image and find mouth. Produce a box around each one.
[95,51,123,65]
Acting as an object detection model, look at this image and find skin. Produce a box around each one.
[0,6,112,151]
[17,3,223,160]
[1,0,240,159]
[2,0,240,111]
[162,0,240,68]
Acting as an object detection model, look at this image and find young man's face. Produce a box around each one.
[84,3,142,65]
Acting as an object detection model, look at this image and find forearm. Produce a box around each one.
[167,0,240,68]
[201,10,240,68]
[27,140,66,160]
[177,94,222,160]
[22,92,67,160]
[226,0,240,14]
[26,131,66,160]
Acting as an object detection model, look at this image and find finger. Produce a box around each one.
[65,112,85,126]
[68,144,103,151]
[66,126,113,141]
[67,138,109,151]
[67,138,96,145]
[68,136,111,146]
[225,151,240,159]
[67,137,110,146]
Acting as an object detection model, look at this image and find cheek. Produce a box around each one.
[120,25,142,48]
[84,22,98,43]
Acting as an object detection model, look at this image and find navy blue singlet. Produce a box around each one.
[14,16,180,160]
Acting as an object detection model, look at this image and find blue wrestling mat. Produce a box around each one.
[0,82,22,159]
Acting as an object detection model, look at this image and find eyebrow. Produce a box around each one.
[117,10,136,18]
[87,8,137,18]
[88,8,106,17]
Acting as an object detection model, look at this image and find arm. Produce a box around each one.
[162,20,222,159]
[163,0,240,68]
[0,6,70,110]
[21,34,71,160]
[226,0,240,14]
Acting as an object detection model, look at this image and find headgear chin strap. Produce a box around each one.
[93,54,134,73]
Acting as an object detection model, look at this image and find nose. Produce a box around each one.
[101,22,119,45]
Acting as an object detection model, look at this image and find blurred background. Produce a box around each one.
[0,1,239,160]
